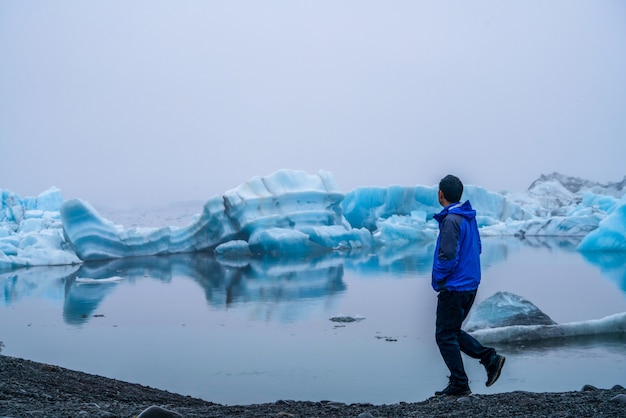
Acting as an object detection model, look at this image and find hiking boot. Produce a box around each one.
[434,379,471,397]
[482,354,506,387]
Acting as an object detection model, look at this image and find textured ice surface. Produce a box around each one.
[1,170,625,267]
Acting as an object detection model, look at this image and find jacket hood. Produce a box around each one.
[433,200,476,222]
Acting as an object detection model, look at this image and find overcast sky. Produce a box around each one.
[1,1,625,207]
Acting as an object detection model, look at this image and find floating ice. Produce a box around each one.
[0,187,81,269]
[577,195,626,252]
[466,290,626,343]
[1,170,625,268]
[60,170,367,261]
[470,312,626,344]
[465,291,556,332]
[59,191,243,261]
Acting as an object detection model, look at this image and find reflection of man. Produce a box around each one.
[431,175,505,396]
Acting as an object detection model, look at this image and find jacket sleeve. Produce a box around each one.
[432,214,461,284]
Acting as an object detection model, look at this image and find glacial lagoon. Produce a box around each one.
[1,237,625,405]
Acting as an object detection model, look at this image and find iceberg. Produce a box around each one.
[470,312,626,344]
[467,291,626,344]
[577,195,626,252]
[59,170,371,261]
[1,188,81,269]
[60,195,240,261]
[1,170,625,268]
[465,291,557,332]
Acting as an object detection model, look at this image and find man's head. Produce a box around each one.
[438,175,463,206]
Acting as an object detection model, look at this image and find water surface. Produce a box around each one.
[1,237,625,405]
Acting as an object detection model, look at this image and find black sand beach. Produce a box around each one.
[1,354,625,417]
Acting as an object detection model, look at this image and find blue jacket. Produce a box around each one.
[431,200,482,292]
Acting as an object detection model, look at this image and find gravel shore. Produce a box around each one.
[1,354,625,417]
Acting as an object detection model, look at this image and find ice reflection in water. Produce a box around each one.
[1,237,625,405]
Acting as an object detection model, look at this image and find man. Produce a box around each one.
[431,175,505,396]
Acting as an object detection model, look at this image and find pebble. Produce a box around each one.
[3,355,626,417]
[457,395,474,403]
[325,401,347,408]
[137,405,183,418]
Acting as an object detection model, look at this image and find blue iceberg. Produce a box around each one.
[1,169,625,269]
[578,195,626,252]
[1,187,81,268]
[60,170,373,261]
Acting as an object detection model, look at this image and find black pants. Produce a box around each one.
[435,289,495,385]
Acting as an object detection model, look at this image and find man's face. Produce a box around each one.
[438,189,445,207]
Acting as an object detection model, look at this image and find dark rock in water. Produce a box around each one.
[138,405,183,418]
[329,315,365,323]
[330,316,356,323]
[465,291,556,332]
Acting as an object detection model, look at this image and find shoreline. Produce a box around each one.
[2,355,625,417]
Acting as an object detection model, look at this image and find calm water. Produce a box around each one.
[1,235,626,405]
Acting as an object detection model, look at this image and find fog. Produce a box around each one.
[1,1,625,207]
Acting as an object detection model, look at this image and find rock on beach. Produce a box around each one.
[1,354,625,417]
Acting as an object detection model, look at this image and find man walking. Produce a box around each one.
[432,175,505,396]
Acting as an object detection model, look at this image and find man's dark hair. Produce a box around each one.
[439,175,463,203]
